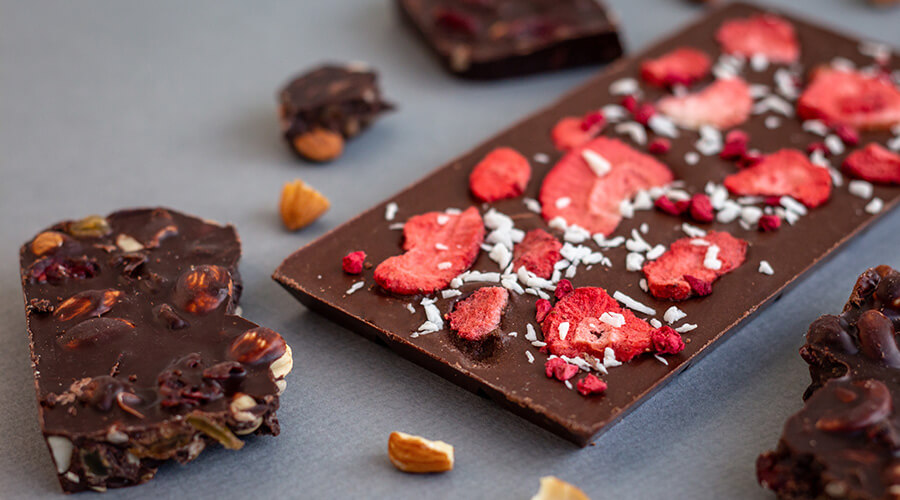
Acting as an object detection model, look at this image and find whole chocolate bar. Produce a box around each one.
[757,266,900,499]
[275,3,900,445]
[20,208,293,493]
[397,0,623,79]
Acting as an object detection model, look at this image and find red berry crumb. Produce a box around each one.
[555,279,574,300]
[651,326,686,355]
[342,251,366,274]
[580,111,605,132]
[633,103,656,126]
[720,130,749,160]
[757,214,782,232]
[688,194,715,223]
[834,125,859,146]
[683,274,712,296]
[738,150,764,169]
[621,95,639,113]
[648,138,671,155]
[545,357,579,382]
[764,196,782,206]
[576,374,608,396]
[655,195,688,216]
[806,142,828,155]
[535,298,552,323]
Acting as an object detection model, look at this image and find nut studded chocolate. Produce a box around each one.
[396,0,623,79]
[757,266,900,499]
[20,208,292,493]
[275,3,900,445]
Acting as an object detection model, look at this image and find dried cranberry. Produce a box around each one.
[433,8,480,37]
[648,138,671,155]
[29,256,99,285]
[157,353,225,408]
[757,214,781,232]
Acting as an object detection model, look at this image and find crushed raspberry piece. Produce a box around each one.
[512,229,562,279]
[657,77,753,130]
[342,251,366,274]
[643,231,748,301]
[535,298,552,323]
[555,279,574,300]
[552,116,601,151]
[580,111,605,131]
[724,149,833,208]
[540,137,674,235]
[374,207,484,295]
[688,194,715,223]
[834,125,859,146]
[633,103,656,126]
[648,138,671,155]
[542,287,656,362]
[720,130,749,160]
[621,95,639,113]
[715,14,800,63]
[764,196,782,206]
[806,141,828,155]
[758,214,782,232]
[576,374,608,396]
[797,67,900,130]
[739,150,764,169]
[683,275,712,296]
[651,326,686,355]
[545,357,579,381]
[640,47,712,87]
[655,195,688,216]
[448,287,509,341]
[469,147,531,202]
[843,143,900,184]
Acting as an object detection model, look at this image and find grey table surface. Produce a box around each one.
[2,0,899,498]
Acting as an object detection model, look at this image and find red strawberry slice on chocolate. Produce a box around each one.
[643,231,748,301]
[723,149,833,208]
[843,143,900,184]
[541,287,655,362]
[715,14,800,64]
[657,77,753,130]
[539,137,674,236]
[551,114,604,151]
[797,68,900,130]
[375,207,485,295]
[640,47,712,87]
[448,286,509,341]
[512,229,562,279]
[469,147,531,202]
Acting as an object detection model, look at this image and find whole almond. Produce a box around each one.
[292,128,344,162]
[32,231,65,256]
[279,179,330,231]
[531,476,590,500]
[387,431,454,474]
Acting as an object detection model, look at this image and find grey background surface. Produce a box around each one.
[1,0,899,498]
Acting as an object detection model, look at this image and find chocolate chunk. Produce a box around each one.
[20,208,293,493]
[397,0,623,79]
[758,266,900,499]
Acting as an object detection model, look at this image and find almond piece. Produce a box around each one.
[279,179,330,231]
[387,431,454,474]
[292,128,344,162]
[32,231,65,256]
[532,476,590,500]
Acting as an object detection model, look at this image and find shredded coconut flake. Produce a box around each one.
[385,202,398,221]
[599,312,626,328]
[346,281,365,294]
[703,245,723,270]
[758,260,774,275]
[684,152,700,165]
[525,351,535,364]
[523,197,542,213]
[848,180,874,199]
[609,77,639,96]
[865,197,884,214]
[675,323,698,333]
[625,252,645,272]
[682,223,707,238]
[664,306,687,324]
[533,153,550,164]
[613,291,656,316]
[650,318,662,329]
[555,197,571,209]
[582,149,612,177]
[406,303,416,314]
[441,289,462,299]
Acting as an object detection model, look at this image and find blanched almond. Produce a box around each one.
[387,431,454,474]
[531,476,590,500]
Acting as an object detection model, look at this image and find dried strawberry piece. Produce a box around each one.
[758,214,782,232]
[688,194,715,223]
[576,374,608,396]
[797,68,900,130]
[448,287,509,341]
[342,251,366,274]
[539,137,674,235]
[545,358,579,381]
[640,47,712,87]
[655,195,688,216]
[512,229,562,279]
[843,143,900,185]
[739,150,764,169]
[552,116,601,151]
[648,138,671,155]
[535,298,552,323]
[469,147,531,202]
[542,287,655,362]
[715,14,800,63]
[651,326,685,355]
[724,149,833,208]
[657,78,753,130]
[720,130,749,160]
[374,207,485,295]
[683,275,712,296]
[643,231,748,301]
[554,279,574,300]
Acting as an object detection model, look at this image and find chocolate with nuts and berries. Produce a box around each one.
[278,64,394,162]
[275,3,900,445]
[20,208,293,493]
[396,0,623,79]
[757,266,900,499]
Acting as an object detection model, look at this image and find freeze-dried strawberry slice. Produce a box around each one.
[715,14,799,64]
[469,147,531,202]
[797,68,900,130]
[643,231,748,301]
[448,287,509,341]
[374,207,485,295]
[640,47,712,87]
[657,78,753,130]
[723,149,833,208]
[551,114,605,151]
[541,287,655,362]
[843,143,900,184]
[512,229,562,279]
[539,137,674,236]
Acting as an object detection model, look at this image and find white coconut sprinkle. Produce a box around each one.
[532,341,547,347]
[406,303,416,314]
[599,312,626,328]
[888,136,900,152]
[750,54,769,71]
[780,196,808,216]
[774,68,799,100]
[648,114,679,138]
[650,318,663,329]
[654,355,670,366]
[413,321,439,337]
[508,331,518,337]
[703,245,723,270]
[615,121,647,145]
[488,243,512,270]
[639,278,649,293]
[501,278,525,295]
[346,281,365,294]
[758,260,775,275]
[558,322,570,340]
[384,202,398,221]
[646,244,666,261]
[613,291,656,316]
[824,134,845,155]
[462,271,501,283]
[609,77,639,96]
[523,197,542,213]
[441,289,462,299]
[749,84,770,99]
[831,57,856,71]
[717,201,742,224]
[533,153,550,164]
[675,323,698,333]
[626,230,652,253]
[619,198,635,219]
[682,223,707,238]
[564,380,573,390]
[436,215,450,225]
[421,298,444,330]
[583,150,612,177]
[865,197,884,214]
[603,347,622,368]
[664,306,687,324]
[525,351,535,364]
[765,116,781,129]
[625,252,645,272]
[601,104,628,122]
[859,40,891,62]
[564,225,591,244]
[753,95,794,116]
[437,261,452,270]
[685,152,700,165]
[802,120,828,136]
[555,197,571,209]
[525,324,537,342]
[690,238,710,246]
[633,191,654,211]
[741,206,763,225]
[848,180,874,199]
[594,234,625,248]
[389,223,405,230]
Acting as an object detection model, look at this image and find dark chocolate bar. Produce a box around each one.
[274,3,900,445]
[396,0,623,79]
[757,266,900,499]
[20,208,293,493]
